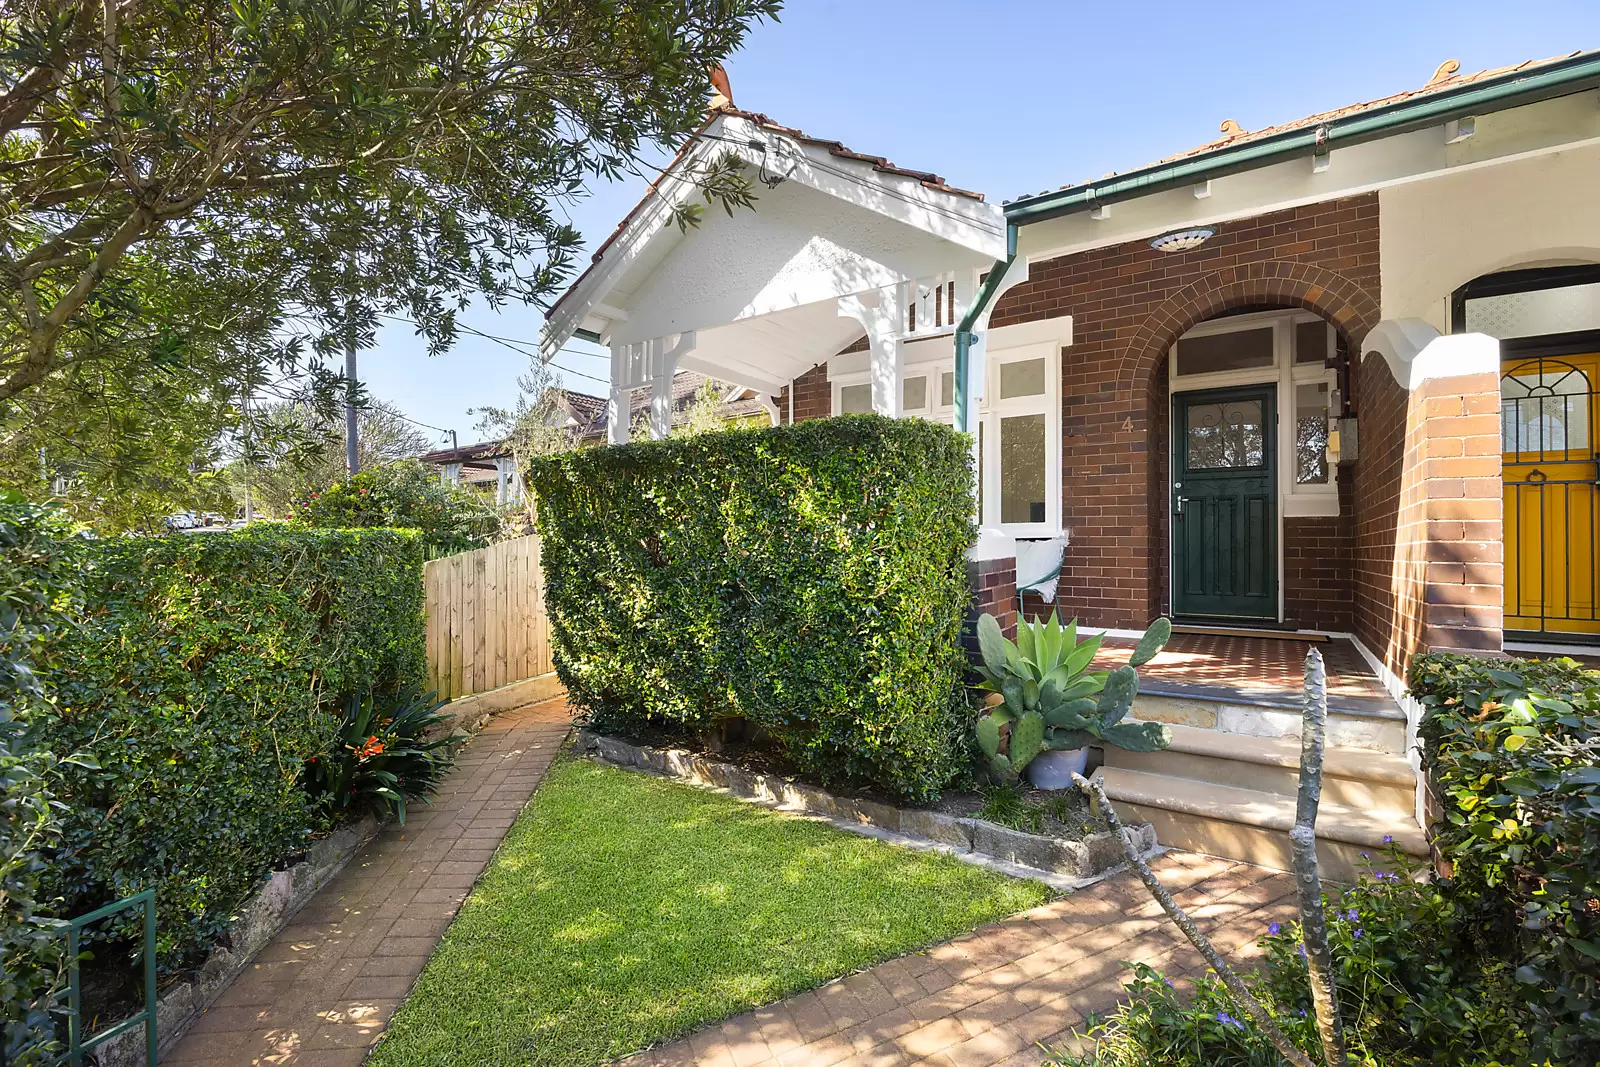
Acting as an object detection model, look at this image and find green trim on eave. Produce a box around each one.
[1005,50,1600,227]
[573,327,603,344]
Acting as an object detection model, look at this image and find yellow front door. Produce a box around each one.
[1503,353,1600,636]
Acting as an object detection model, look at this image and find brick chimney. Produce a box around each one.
[709,65,733,111]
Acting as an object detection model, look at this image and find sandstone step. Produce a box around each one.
[1132,690,1408,755]
[1104,724,1416,816]
[1098,767,1427,884]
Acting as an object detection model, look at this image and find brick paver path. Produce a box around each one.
[621,852,1297,1067]
[164,697,572,1067]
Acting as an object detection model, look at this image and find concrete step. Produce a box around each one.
[1098,767,1427,884]
[1132,690,1408,755]
[1105,724,1416,816]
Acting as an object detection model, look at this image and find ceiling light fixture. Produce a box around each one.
[1150,226,1217,254]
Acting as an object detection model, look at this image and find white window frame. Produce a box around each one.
[1166,308,1340,624]
[830,331,1063,538]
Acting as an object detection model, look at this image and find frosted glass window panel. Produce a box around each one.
[1501,365,1591,458]
[1295,320,1331,365]
[1295,382,1331,484]
[1185,400,1266,469]
[1466,282,1600,340]
[840,383,872,414]
[999,358,1047,398]
[1176,327,1274,376]
[903,376,928,411]
[1000,413,1048,524]
[940,372,954,408]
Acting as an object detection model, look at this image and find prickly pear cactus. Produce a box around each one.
[1009,711,1046,772]
[1128,616,1172,668]
[1098,720,1171,752]
[975,714,1002,760]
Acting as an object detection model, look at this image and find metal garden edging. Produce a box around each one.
[62,889,156,1067]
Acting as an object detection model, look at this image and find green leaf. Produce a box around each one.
[976,613,1010,679]
[1045,698,1097,729]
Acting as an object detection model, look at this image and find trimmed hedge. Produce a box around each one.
[1410,651,1600,1063]
[38,526,427,970]
[527,415,974,801]
[1,498,80,1065]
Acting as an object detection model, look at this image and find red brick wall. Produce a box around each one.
[988,194,1382,628]
[1284,470,1356,631]
[779,364,831,423]
[1353,358,1504,676]
[966,557,1018,659]
[1353,353,1408,667]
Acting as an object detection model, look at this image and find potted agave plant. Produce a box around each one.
[973,611,1173,789]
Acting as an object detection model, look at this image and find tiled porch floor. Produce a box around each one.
[1093,632,1394,713]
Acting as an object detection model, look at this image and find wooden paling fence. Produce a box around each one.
[424,534,552,701]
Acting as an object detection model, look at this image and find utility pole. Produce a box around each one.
[242,394,254,522]
[345,303,360,474]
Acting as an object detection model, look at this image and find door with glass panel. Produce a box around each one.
[1502,353,1600,636]
[1172,385,1277,620]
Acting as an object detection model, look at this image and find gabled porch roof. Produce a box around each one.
[540,106,1007,436]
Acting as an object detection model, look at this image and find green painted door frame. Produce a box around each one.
[1172,384,1278,621]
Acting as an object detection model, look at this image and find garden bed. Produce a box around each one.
[576,730,1158,887]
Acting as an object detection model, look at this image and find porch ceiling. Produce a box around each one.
[677,300,866,394]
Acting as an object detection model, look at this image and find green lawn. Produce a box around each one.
[368,758,1051,1067]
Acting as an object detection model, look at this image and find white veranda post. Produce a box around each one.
[607,332,698,444]
[839,286,910,417]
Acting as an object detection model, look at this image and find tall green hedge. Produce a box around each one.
[1,498,80,1065]
[38,526,426,970]
[1409,652,1600,1063]
[527,415,974,801]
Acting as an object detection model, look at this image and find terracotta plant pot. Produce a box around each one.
[1027,747,1089,790]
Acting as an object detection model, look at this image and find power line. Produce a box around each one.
[379,313,610,387]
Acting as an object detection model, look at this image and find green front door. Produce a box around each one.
[1172,385,1278,621]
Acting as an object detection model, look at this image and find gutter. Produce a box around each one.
[1004,50,1600,228]
[952,221,1018,434]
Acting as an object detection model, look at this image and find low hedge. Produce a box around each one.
[38,525,427,971]
[1409,651,1600,1063]
[526,415,974,801]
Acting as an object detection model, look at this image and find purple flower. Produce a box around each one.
[1382,834,1394,844]
[1268,922,1282,935]
[1216,1011,1245,1031]
[1345,908,1359,921]
[1353,927,1364,939]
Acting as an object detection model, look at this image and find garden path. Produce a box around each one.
[163,696,573,1067]
[619,852,1298,1067]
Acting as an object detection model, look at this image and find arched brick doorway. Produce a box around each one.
[1110,263,1381,625]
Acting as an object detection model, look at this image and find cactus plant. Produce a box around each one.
[973,611,1174,783]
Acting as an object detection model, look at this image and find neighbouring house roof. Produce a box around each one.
[419,373,770,466]
[1007,49,1600,215]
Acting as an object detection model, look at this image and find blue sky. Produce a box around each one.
[363,0,1600,449]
